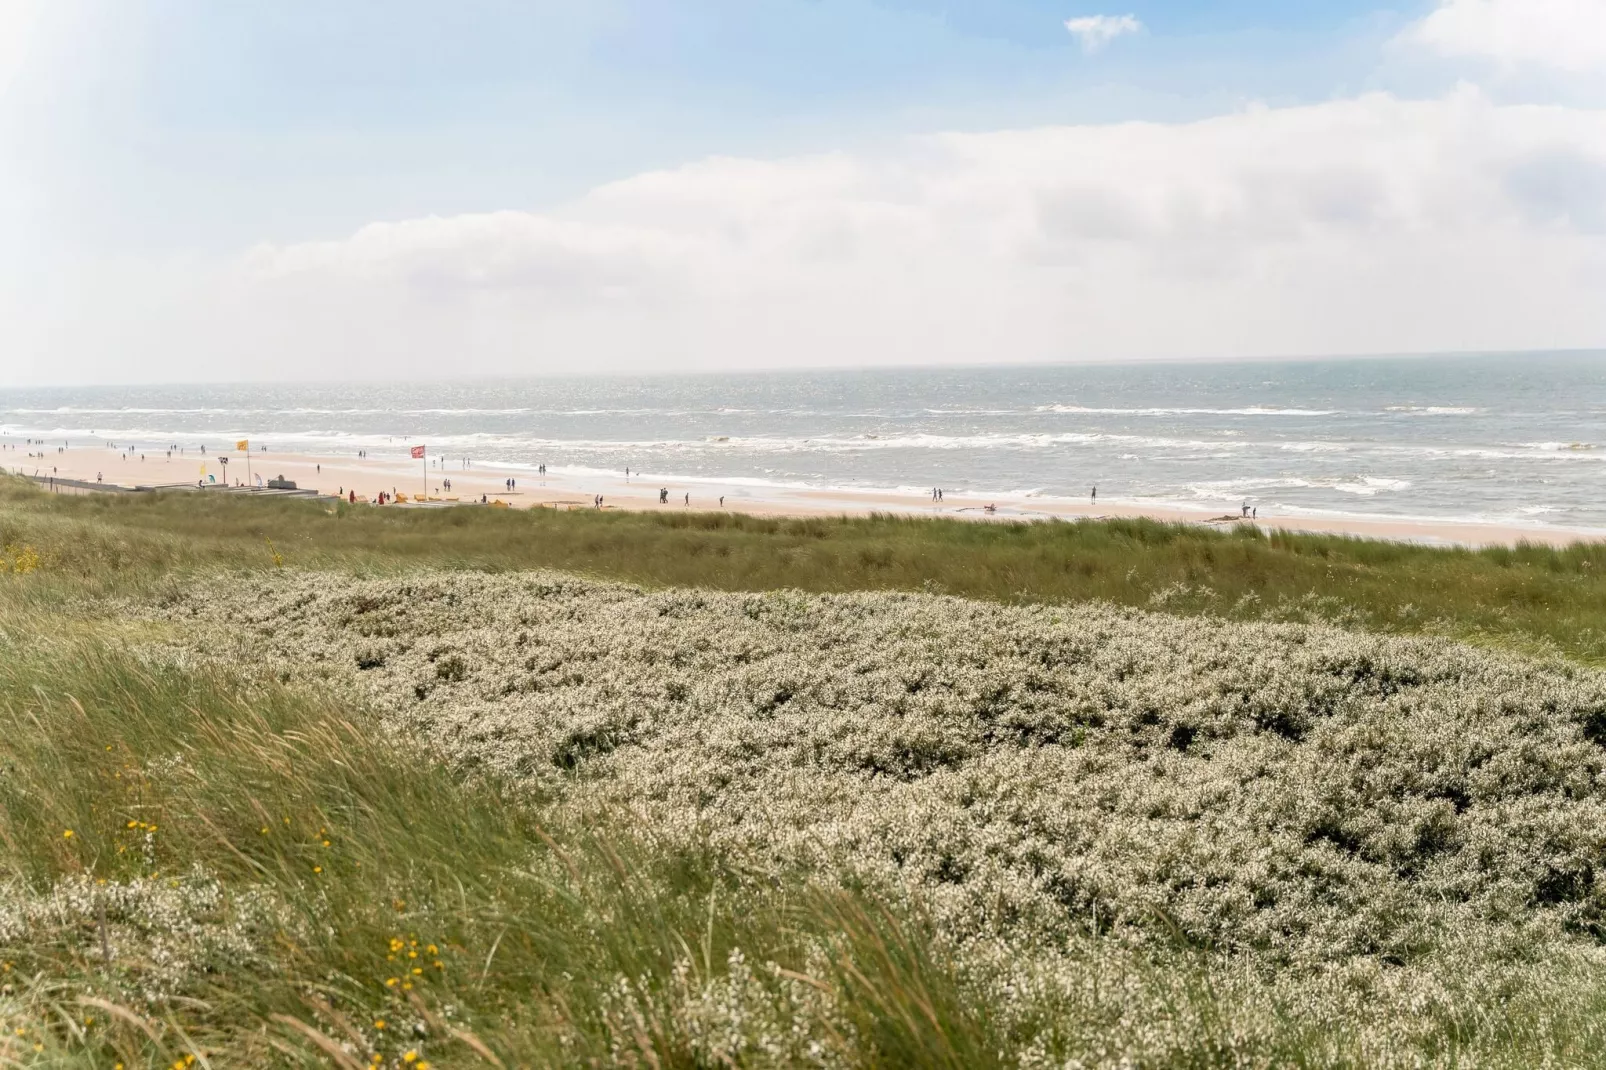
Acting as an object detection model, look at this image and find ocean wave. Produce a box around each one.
[1278,441,1348,453]
[1384,406,1483,415]
[1036,405,1339,417]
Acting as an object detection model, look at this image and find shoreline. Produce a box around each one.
[6,442,1605,548]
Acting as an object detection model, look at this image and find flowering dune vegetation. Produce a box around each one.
[150,569,1606,1059]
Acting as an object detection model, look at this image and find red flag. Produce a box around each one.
[410,445,425,459]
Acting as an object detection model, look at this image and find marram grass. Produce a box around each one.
[8,474,1606,662]
[7,478,1606,1066]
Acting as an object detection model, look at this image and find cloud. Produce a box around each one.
[10,89,1606,385]
[1403,0,1606,74]
[1063,13,1143,54]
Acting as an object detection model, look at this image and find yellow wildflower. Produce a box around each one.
[373,1019,386,1030]
[62,829,74,839]
[403,1052,418,1063]
[313,865,323,874]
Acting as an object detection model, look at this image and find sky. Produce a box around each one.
[2,0,1605,386]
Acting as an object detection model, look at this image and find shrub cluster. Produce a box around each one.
[165,572,1606,977]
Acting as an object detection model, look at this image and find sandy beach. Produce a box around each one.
[6,439,1604,548]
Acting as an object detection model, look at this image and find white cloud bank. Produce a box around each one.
[1064,14,1144,54]
[1405,0,1606,73]
[13,89,1606,384]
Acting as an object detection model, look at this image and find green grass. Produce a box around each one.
[0,607,1004,1068]
[9,478,1606,1065]
[6,476,1606,662]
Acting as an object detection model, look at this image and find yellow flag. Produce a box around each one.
[199,464,207,476]
[236,439,249,451]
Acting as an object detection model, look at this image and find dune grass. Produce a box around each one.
[8,478,1606,1065]
[0,605,1005,1068]
[5,476,1606,662]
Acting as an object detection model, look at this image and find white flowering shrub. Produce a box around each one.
[160,570,1606,986]
[0,866,299,1006]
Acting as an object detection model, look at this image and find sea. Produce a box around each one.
[5,351,1606,531]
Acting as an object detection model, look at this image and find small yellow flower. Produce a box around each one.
[373,1019,386,1030]
[426,944,438,955]
[260,826,270,835]
[385,977,399,987]
[411,967,422,976]
[407,949,417,959]
[126,820,138,829]
[62,829,74,839]
[417,1062,430,1069]
[401,982,413,991]
[403,1052,418,1063]
[84,1016,94,1026]
[313,865,323,874]
[13,1027,24,1036]
[390,938,405,952]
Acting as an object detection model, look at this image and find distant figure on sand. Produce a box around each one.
[1091,487,1097,503]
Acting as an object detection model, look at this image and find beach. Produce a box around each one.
[8,440,1602,548]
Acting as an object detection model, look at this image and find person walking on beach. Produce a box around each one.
[1091,486,1097,503]
[720,496,725,508]
[684,492,690,506]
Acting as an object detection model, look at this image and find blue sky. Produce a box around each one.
[3,0,1604,384]
[10,0,1425,252]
